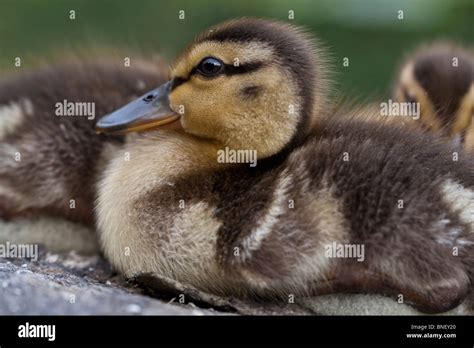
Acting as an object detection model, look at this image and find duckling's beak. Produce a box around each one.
[95,81,179,134]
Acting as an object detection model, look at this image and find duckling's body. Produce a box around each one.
[99,113,474,313]
[393,43,474,149]
[0,58,167,224]
[96,19,474,313]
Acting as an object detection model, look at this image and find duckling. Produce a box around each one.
[392,43,474,149]
[96,19,474,313]
[0,57,167,225]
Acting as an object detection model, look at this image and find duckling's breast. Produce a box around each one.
[96,131,231,293]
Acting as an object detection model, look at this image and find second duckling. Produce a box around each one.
[0,57,167,225]
[393,43,474,150]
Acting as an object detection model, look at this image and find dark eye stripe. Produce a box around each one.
[223,61,264,75]
[170,77,187,91]
[171,60,266,91]
[402,88,417,104]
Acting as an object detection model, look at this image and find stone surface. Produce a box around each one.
[0,248,312,315]
[3,247,470,315]
[0,250,220,315]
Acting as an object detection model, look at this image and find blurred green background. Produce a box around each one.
[0,0,472,99]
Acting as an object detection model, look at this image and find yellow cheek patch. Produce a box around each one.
[169,83,190,109]
[168,60,301,158]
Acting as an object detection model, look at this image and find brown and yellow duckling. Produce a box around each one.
[0,57,167,225]
[95,19,474,313]
[393,43,474,150]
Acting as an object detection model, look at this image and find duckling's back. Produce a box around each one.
[228,118,474,312]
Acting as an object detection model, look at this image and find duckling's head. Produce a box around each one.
[96,18,329,158]
[393,43,474,137]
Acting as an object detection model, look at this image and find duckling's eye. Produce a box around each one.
[403,89,417,104]
[196,57,224,77]
[406,95,417,104]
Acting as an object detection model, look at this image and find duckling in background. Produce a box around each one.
[393,43,474,150]
[96,19,474,313]
[0,57,167,226]
[466,126,474,150]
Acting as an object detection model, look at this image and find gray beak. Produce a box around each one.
[96,81,179,135]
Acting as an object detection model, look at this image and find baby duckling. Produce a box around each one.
[0,58,167,225]
[393,43,474,149]
[96,19,474,313]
